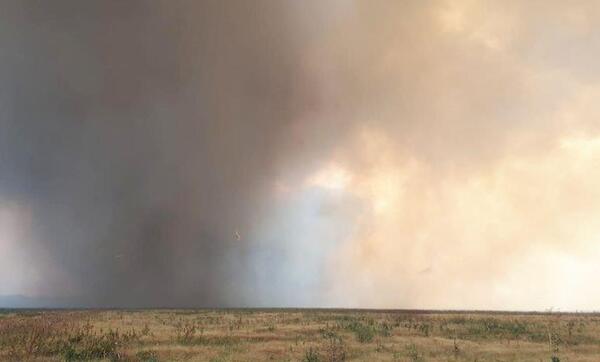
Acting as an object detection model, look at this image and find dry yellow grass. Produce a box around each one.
[1,309,600,361]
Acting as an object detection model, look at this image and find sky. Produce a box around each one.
[1,0,600,310]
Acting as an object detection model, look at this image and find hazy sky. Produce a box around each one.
[1,0,600,310]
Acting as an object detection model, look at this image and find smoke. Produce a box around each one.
[1,1,600,309]
[0,0,315,307]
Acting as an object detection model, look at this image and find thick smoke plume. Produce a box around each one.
[2,1,600,310]
[0,1,314,307]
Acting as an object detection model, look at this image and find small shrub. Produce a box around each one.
[175,321,197,344]
[136,350,159,362]
[406,343,423,362]
[418,323,431,337]
[322,331,346,361]
[304,347,320,362]
[345,321,374,343]
[378,322,392,337]
[453,338,460,357]
[356,326,374,343]
[61,328,122,361]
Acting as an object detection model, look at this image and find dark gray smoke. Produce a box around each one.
[5,1,599,311]
[0,0,323,307]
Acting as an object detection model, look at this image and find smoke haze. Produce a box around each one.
[1,1,600,310]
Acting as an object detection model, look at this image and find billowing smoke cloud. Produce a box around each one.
[2,1,600,309]
[0,0,316,307]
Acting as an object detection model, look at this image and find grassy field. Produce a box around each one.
[1,309,599,361]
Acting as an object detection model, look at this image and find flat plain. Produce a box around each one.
[1,309,599,361]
